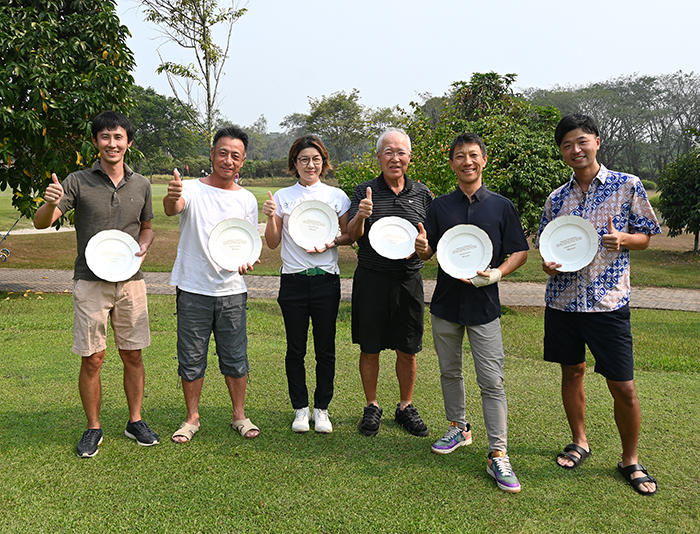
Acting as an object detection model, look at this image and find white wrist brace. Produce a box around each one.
[470,268,502,287]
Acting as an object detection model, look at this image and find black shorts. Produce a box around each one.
[544,304,634,381]
[351,265,424,354]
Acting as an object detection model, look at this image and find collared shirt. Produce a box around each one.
[349,173,433,271]
[58,160,154,281]
[536,164,661,312]
[274,181,351,275]
[425,185,529,326]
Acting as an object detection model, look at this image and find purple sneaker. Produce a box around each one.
[431,423,472,454]
[487,451,521,493]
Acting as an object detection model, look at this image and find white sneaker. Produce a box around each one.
[313,408,333,434]
[292,407,310,433]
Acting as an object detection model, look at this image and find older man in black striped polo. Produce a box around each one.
[347,128,433,438]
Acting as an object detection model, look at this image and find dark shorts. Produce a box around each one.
[544,305,634,381]
[176,289,249,381]
[351,265,424,354]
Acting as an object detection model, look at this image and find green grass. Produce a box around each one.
[2,184,699,288]
[0,293,698,533]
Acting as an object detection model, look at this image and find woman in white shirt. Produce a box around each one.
[262,135,351,434]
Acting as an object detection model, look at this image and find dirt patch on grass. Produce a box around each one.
[649,227,697,252]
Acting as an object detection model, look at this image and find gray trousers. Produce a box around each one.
[431,315,508,452]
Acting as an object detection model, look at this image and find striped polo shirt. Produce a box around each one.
[349,173,433,272]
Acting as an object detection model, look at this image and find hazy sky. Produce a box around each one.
[115,0,700,131]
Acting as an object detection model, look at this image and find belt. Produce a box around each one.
[295,267,330,276]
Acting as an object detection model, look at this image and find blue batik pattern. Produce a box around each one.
[537,165,660,312]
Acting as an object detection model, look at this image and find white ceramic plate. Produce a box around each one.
[85,229,141,282]
[288,200,339,250]
[208,218,262,271]
[539,215,599,272]
[368,216,418,260]
[436,224,493,279]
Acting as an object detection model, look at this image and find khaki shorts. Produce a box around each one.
[72,279,151,357]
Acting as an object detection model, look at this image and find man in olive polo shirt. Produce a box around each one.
[34,111,158,458]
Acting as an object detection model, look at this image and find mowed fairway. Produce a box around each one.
[0,293,698,533]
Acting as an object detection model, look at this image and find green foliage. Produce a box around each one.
[140,0,247,147]
[658,148,700,252]
[335,151,381,198]
[240,158,288,179]
[641,179,657,191]
[130,85,202,174]
[0,0,135,219]
[338,72,570,235]
[282,89,403,165]
[525,71,700,179]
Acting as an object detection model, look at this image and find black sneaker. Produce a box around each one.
[77,428,103,458]
[394,403,429,437]
[125,420,160,446]
[358,404,383,436]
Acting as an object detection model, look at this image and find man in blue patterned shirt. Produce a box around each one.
[536,114,661,495]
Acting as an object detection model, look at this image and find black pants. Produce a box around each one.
[278,273,340,410]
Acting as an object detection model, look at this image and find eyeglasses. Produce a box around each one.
[297,156,323,166]
[381,150,409,160]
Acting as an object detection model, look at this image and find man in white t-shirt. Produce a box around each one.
[164,126,260,443]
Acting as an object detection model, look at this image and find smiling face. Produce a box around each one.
[210,136,247,182]
[294,147,323,185]
[377,131,411,182]
[559,128,600,173]
[92,127,132,166]
[450,142,487,192]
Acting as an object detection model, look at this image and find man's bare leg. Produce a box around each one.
[395,350,417,410]
[359,352,380,406]
[607,379,656,494]
[172,377,204,443]
[557,363,589,467]
[120,349,144,423]
[225,375,259,438]
[79,351,105,429]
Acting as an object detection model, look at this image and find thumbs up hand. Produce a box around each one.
[358,186,373,220]
[415,222,430,256]
[602,215,621,252]
[166,168,183,203]
[262,191,277,218]
[44,173,64,206]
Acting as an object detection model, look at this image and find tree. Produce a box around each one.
[525,72,700,181]
[139,0,247,148]
[130,85,201,176]
[338,72,570,235]
[0,0,135,220]
[657,148,700,252]
[282,89,368,163]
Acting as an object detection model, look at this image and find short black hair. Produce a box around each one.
[554,114,600,147]
[213,126,249,154]
[91,111,134,142]
[449,132,487,160]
